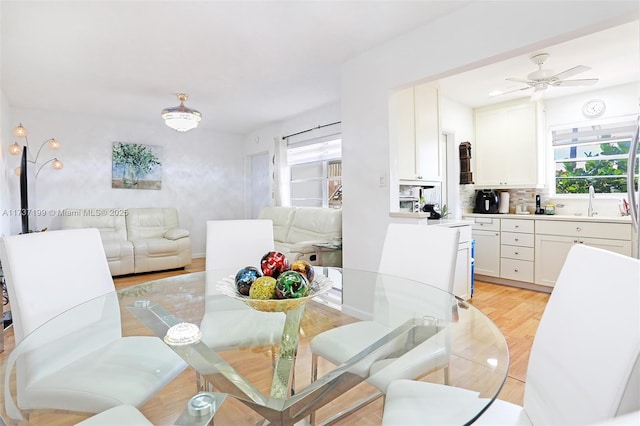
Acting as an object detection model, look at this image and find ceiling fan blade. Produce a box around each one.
[552,65,591,80]
[490,86,532,97]
[506,77,534,85]
[552,78,599,87]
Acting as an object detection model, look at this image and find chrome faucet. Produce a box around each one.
[588,185,596,217]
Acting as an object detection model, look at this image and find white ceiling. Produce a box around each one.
[435,20,639,107]
[1,2,638,134]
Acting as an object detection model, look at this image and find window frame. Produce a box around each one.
[550,115,638,197]
[286,136,342,208]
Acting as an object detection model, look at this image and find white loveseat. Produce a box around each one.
[258,206,342,267]
[61,207,191,275]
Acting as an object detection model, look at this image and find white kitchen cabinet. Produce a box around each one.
[392,83,441,183]
[534,221,633,287]
[534,235,574,287]
[474,100,540,188]
[465,217,501,278]
[452,224,473,300]
[500,219,534,283]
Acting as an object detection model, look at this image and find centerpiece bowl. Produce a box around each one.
[216,273,333,313]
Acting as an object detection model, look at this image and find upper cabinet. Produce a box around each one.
[391,83,441,184]
[473,100,543,188]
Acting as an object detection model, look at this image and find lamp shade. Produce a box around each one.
[8,142,22,155]
[52,158,64,170]
[13,123,27,138]
[162,93,201,132]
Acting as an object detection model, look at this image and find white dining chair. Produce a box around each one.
[75,405,153,425]
[199,220,286,388]
[0,228,187,421]
[309,223,460,423]
[382,244,640,426]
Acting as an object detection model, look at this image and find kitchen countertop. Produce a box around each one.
[389,212,473,226]
[462,212,633,224]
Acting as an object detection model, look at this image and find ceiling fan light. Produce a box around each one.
[162,93,202,132]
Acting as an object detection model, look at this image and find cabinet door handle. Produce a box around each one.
[514,238,519,242]
[576,227,582,232]
[515,251,519,255]
[514,269,518,272]
[574,240,578,243]
[515,225,519,228]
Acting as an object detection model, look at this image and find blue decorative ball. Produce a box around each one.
[235,266,262,296]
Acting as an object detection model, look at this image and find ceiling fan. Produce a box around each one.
[497,52,599,100]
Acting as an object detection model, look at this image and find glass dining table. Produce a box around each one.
[0,267,509,425]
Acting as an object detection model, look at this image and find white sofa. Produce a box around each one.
[61,208,191,275]
[258,206,342,267]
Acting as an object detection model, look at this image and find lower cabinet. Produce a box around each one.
[534,235,574,287]
[500,219,535,283]
[465,217,501,279]
[467,215,632,290]
[453,233,472,300]
[534,221,632,287]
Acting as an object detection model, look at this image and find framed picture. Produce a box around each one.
[111,142,162,190]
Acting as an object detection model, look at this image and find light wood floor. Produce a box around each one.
[0,258,549,425]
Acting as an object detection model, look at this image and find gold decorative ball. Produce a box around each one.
[249,276,277,300]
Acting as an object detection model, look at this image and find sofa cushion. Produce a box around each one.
[60,209,128,242]
[164,228,190,240]
[132,238,180,257]
[126,208,180,240]
[258,206,295,243]
[102,240,134,261]
[285,207,341,244]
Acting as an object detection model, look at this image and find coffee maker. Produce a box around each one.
[473,190,499,214]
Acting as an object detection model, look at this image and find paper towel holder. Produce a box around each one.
[499,191,510,214]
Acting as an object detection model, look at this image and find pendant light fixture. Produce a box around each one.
[161,93,202,132]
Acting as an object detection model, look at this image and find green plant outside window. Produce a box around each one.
[553,120,639,194]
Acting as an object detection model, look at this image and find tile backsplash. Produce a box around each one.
[460,185,629,217]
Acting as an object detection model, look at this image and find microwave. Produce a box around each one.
[399,198,420,213]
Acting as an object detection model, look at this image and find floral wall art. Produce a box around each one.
[111,142,162,190]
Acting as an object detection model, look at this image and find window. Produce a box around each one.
[553,118,638,194]
[287,137,342,208]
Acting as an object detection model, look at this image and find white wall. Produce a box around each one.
[243,101,341,213]
[5,107,245,257]
[341,1,638,271]
[0,90,11,236]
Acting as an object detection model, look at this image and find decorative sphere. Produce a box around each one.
[249,276,277,300]
[275,271,310,299]
[260,251,290,279]
[290,260,315,283]
[234,266,262,296]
